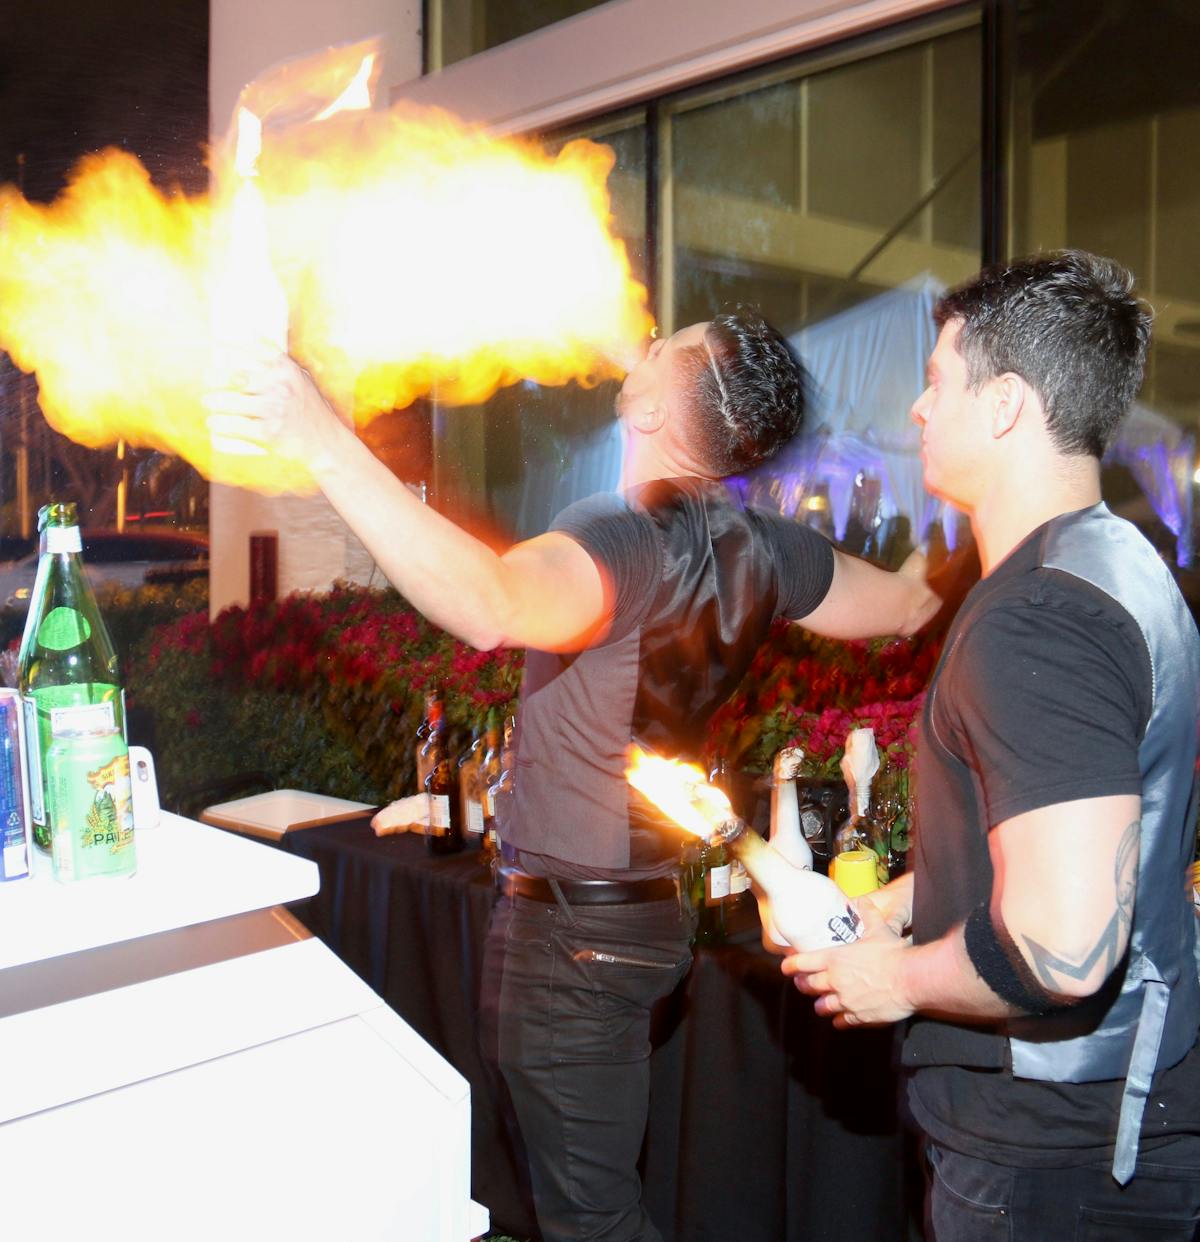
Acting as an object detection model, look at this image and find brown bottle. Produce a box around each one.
[415,692,444,791]
[482,713,515,861]
[423,709,463,855]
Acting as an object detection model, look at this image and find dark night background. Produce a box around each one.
[0,0,209,202]
[0,0,210,536]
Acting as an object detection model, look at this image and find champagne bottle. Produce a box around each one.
[457,721,486,846]
[762,745,814,949]
[710,816,862,951]
[482,713,515,861]
[17,503,125,851]
[423,709,462,855]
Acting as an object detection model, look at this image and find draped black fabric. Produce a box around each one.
[285,818,913,1241]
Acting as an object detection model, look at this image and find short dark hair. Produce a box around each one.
[934,250,1152,458]
[675,309,809,476]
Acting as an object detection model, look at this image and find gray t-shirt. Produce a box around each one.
[500,478,834,879]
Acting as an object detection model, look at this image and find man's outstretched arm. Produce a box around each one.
[797,547,941,640]
[206,354,610,652]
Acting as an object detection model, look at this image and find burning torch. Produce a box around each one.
[626,746,862,952]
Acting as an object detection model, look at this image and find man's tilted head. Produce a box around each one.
[674,309,810,477]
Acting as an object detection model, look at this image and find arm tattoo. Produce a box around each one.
[1020,818,1139,993]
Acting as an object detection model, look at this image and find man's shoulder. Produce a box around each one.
[551,490,633,528]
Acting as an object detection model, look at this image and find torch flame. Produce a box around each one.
[0,38,652,495]
[625,745,733,840]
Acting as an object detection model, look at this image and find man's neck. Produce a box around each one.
[618,433,707,491]
[970,457,1102,575]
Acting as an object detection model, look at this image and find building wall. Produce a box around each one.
[207,0,421,614]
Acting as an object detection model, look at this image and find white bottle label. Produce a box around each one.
[44,526,82,554]
[706,862,731,904]
[428,794,450,835]
[730,858,750,894]
[466,797,485,836]
[49,701,115,738]
[22,696,44,826]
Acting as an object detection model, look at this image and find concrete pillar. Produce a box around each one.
[208,0,421,614]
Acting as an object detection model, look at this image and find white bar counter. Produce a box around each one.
[0,813,488,1241]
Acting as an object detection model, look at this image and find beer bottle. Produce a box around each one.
[482,713,514,861]
[457,721,486,847]
[414,690,443,789]
[17,503,125,851]
[424,708,462,855]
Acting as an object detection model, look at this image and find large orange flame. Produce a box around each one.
[0,40,653,494]
[625,745,733,841]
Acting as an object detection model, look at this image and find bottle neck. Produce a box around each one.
[42,525,82,556]
[718,821,794,892]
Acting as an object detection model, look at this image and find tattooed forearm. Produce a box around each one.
[1113,817,1138,936]
[1019,818,1139,995]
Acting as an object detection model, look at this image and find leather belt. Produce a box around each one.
[498,867,678,906]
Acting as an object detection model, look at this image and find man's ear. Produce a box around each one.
[630,404,666,435]
[990,372,1026,440]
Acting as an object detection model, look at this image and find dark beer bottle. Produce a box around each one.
[424,709,463,855]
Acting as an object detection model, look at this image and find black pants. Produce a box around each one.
[926,1137,1200,1241]
[485,890,694,1242]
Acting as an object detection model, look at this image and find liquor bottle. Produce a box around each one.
[769,745,813,870]
[17,502,125,852]
[682,835,729,947]
[456,721,486,847]
[482,713,515,861]
[709,815,862,951]
[762,745,813,949]
[423,709,462,855]
[475,711,503,859]
[414,690,443,790]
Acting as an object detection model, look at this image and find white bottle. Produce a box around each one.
[769,746,813,870]
[761,746,814,949]
[718,817,862,952]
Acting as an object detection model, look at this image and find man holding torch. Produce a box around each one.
[785,252,1200,1240]
[208,309,940,1241]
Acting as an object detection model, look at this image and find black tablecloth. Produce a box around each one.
[284,819,915,1241]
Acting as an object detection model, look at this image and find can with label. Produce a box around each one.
[47,727,136,883]
[0,691,32,882]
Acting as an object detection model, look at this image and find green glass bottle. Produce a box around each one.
[17,503,125,851]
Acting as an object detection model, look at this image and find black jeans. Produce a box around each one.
[926,1137,1200,1242]
[486,890,694,1242]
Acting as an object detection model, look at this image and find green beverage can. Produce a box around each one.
[47,727,136,883]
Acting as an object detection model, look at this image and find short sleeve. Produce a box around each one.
[942,593,1148,826]
[755,512,836,620]
[551,493,661,643]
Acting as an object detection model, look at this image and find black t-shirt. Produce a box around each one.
[904,518,1200,1165]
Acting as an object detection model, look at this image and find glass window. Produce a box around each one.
[431,114,647,538]
[1008,0,1200,573]
[430,0,613,71]
[662,18,982,563]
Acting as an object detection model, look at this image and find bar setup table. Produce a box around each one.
[0,812,489,1242]
[282,816,915,1242]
